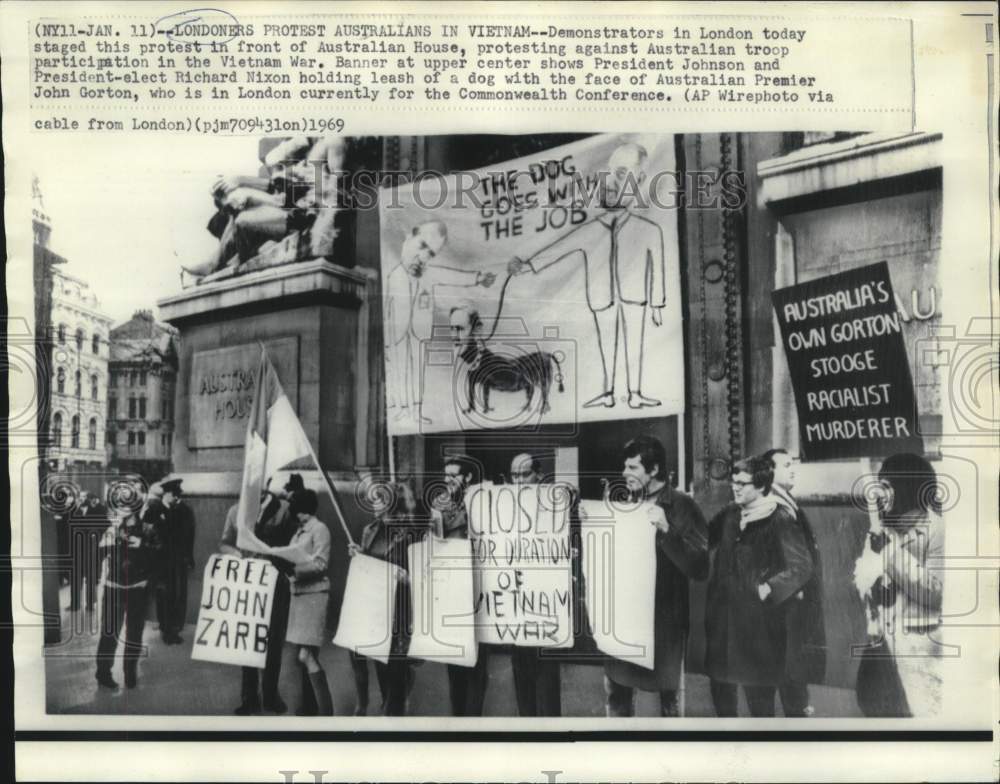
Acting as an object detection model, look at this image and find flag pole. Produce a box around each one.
[255,342,355,546]
[300,431,356,547]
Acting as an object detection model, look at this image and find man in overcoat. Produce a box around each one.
[761,448,826,717]
[603,435,709,717]
[705,457,814,717]
[155,478,195,645]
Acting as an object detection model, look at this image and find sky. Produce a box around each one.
[34,135,260,325]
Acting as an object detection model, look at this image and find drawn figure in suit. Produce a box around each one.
[509,143,666,409]
[385,220,496,424]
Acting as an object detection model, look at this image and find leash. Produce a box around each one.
[482,271,516,342]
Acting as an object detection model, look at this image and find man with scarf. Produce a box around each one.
[704,456,814,717]
[761,448,826,717]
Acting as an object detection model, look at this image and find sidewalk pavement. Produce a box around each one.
[45,586,861,717]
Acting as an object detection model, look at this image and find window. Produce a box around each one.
[75,328,84,351]
[57,324,66,344]
[139,371,147,386]
[56,367,65,394]
[52,413,62,447]
[137,431,146,456]
[127,431,135,455]
[161,396,171,421]
[70,415,80,448]
[92,334,100,355]
[88,418,97,450]
[74,370,81,398]
[139,397,147,419]
[108,396,117,419]
[129,371,137,387]
[106,429,116,448]
[91,374,99,400]
[128,397,136,418]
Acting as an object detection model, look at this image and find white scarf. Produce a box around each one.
[739,494,778,530]
[770,485,798,515]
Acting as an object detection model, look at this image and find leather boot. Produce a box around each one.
[309,670,334,716]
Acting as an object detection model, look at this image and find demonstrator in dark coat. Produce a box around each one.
[761,448,826,717]
[603,436,709,717]
[705,456,813,717]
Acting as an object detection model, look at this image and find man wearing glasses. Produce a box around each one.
[704,457,814,717]
[432,454,491,715]
[761,448,825,718]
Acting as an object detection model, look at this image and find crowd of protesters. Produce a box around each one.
[60,438,943,718]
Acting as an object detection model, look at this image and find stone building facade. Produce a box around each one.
[158,132,946,691]
[48,268,113,472]
[106,309,179,482]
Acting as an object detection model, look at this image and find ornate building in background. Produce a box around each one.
[106,309,179,480]
[47,243,113,473]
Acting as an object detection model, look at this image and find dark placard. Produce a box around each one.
[771,261,923,461]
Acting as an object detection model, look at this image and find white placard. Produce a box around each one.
[407,537,479,668]
[466,483,574,647]
[191,555,278,669]
[580,499,657,670]
[331,553,399,664]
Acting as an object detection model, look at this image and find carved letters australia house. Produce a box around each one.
[157,130,944,689]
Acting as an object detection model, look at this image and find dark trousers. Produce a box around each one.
[155,561,189,636]
[240,574,290,707]
[96,584,147,680]
[69,526,101,611]
[511,647,562,717]
[351,651,414,716]
[604,675,679,717]
[779,680,811,717]
[447,646,489,716]
[710,680,777,717]
[375,658,413,716]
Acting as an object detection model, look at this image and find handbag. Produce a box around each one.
[855,638,911,717]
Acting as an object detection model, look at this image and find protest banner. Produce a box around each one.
[579,499,656,670]
[771,261,924,460]
[379,133,684,436]
[191,555,277,668]
[332,553,399,664]
[466,483,574,648]
[407,537,478,668]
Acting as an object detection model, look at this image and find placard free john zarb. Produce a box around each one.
[192,554,279,668]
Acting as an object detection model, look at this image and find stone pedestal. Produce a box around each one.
[157,259,378,626]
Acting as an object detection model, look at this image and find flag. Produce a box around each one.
[235,347,314,552]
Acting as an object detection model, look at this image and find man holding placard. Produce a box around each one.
[507,452,565,717]
[603,436,709,717]
[432,454,491,716]
[219,474,299,716]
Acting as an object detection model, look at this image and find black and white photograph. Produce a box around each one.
[27,129,963,720]
[3,2,997,782]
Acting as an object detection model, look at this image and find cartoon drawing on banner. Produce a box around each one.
[507,143,665,410]
[384,220,496,425]
[379,133,684,437]
[449,304,566,416]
